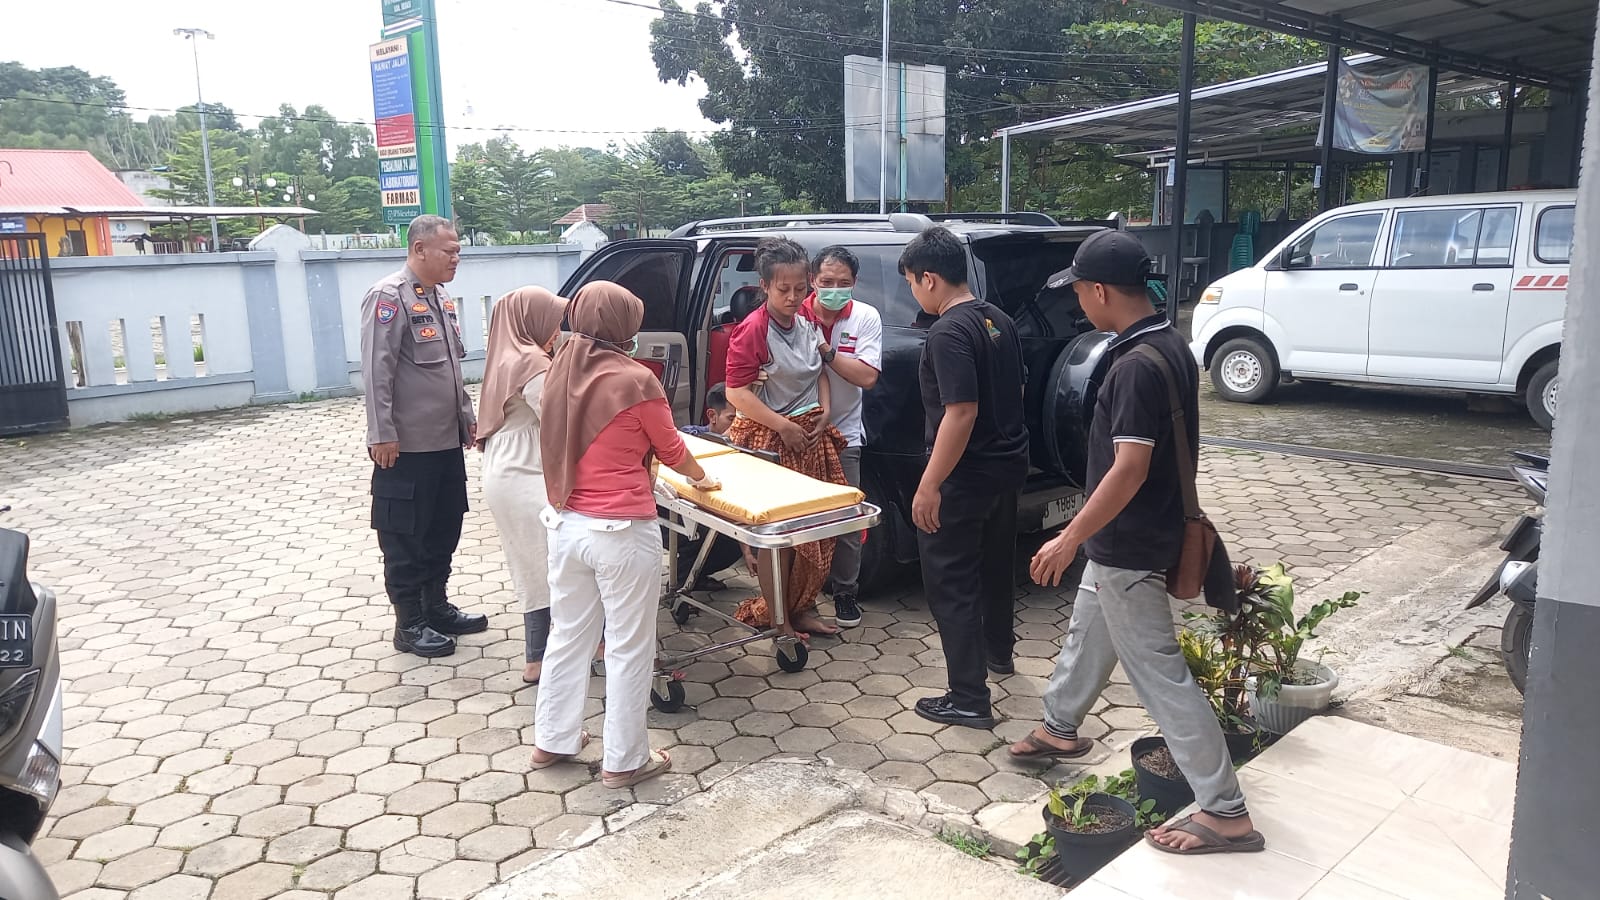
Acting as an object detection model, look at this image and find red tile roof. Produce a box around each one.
[554,203,612,225]
[0,149,144,209]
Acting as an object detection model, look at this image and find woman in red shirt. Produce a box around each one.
[532,281,720,789]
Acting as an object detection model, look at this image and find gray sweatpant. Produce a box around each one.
[830,446,863,597]
[1041,561,1247,818]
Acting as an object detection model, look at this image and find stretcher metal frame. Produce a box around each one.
[650,489,881,712]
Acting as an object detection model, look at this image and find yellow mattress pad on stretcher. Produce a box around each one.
[655,449,864,526]
[678,433,741,460]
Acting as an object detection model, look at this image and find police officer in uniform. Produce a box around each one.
[361,214,488,657]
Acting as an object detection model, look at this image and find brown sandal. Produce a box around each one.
[1144,814,1266,855]
[601,749,671,789]
[1008,730,1094,761]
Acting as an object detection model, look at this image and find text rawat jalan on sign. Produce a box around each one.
[1330,62,1429,155]
[370,38,421,226]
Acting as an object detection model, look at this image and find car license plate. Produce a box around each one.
[0,615,31,668]
[1041,494,1085,529]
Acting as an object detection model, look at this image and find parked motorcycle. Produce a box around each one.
[1466,453,1549,694]
[0,506,63,900]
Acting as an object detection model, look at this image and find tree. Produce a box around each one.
[602,158,689,233]
[456,138,554,235]
[451,156,505,242]
[633,129,710,179]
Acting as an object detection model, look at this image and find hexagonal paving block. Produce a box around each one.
[425,753,491,783]
[79,823,159,860]
[313,792,386,828]
[286,773,355,805]
[98,845,183,889]
[210,783,282,817]
[210,860,295,900]
[347,814,421,852]
[458,824,533,862]
[299,850,380,891]
[417,859,498,900]
[421,801,493,839]
[979,770,1047,803]
[387,780,459,817]
[561,781,632,817]
[927,751,997,784]
[493,792,563,829]
[380,834,458,875]
[356,762,425,795]
[333,872,419,900]
[237,803,312,839]
[819,742,884,770]
[129,872,213,900]
[42,858,100,895]
[732,711,794,738]
[51,804,132,839]
[257,755,323,786]
[459,770,525,804]
[878,733,942,763]
[866,761,936,791]
[921,781,991,815]
[266,825,344,865]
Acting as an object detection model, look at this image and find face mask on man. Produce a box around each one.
[816,287,853,311]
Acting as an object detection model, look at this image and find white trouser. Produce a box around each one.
[535,508,661,773]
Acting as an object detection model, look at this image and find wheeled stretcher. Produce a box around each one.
[648,435,881,713]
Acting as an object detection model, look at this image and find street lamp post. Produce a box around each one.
[174,27,219,251]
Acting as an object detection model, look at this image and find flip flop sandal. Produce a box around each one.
[530,731,591,770]
[602,749,672,789]
[1144,814,1267,855]
[1008,731,1094,761]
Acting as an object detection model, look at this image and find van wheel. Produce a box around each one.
[1526,360,1558,431]
[1209,337,1279,404]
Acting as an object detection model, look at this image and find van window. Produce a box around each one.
[1388,207,1515,268]
[708,249,759,323]
[1536,206,1575,264]
[1286,213,1383,268]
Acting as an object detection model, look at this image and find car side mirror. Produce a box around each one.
[1285,250,1312,269]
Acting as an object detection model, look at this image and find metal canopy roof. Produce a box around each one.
[1139,0,1595,87]
[996,53,1499,150]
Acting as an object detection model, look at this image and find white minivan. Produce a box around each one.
[1189,190,1575,429]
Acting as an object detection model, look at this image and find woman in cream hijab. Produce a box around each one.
[477,286,567,684]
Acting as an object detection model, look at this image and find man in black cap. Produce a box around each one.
[1007,231,1263,856]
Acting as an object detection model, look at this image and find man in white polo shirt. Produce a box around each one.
[802,245,883,628]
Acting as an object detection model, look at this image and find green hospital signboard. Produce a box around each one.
[371,0,451,230]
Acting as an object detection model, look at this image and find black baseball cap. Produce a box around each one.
[1047,231,1153,289]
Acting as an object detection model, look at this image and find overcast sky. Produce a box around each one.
[0,0,714,150]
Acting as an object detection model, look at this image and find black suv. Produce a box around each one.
[559,212,1136,591]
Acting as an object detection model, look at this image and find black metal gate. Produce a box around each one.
[0,234,69,435]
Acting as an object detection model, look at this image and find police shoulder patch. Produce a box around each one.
[376,299,399,324]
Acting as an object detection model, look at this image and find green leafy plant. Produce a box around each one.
[1065,770,1166,830]
[1016,833,1055,878]
[1246,563,1361,698]
[937,829,991,858]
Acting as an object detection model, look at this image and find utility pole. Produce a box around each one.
[174,27,220,251]
[879,0,890,214]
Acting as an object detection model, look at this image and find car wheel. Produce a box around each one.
[1525,359,1558,431]
[857,470,899,597]
[1209,336,1279,404]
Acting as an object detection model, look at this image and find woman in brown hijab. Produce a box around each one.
[478,286,567,685]
[531,281,720,789]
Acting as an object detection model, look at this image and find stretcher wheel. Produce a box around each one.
[651,679,687,713]
[672,599,695,626]
[776,640,808,673]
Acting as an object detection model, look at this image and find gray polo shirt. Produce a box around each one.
[360,266,476,452]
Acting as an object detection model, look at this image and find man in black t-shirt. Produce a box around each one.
[1006,231,1263,856]
[901,226,1030,729]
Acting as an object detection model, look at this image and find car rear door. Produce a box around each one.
[1368,204,1516,384]
[560,239,699,423]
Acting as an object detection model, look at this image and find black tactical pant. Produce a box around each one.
[916,472,1022,714]
[371,448,469,601]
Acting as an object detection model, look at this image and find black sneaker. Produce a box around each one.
[834,593,862,628]
[914,695,995,729]
[987,657,1015,677]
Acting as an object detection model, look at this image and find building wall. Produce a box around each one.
[24,215,111,257]
[44,233,586,426]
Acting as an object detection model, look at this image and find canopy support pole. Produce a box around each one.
[1168,11,1196,324]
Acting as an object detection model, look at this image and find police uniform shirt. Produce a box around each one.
[361,266,476,452]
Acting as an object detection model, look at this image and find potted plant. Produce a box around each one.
[1128,735,1194,819]
[1240,563,1361,735]
[1040,775,1140,882]
[1179,608,1265,762]
[1020,771,1163,886]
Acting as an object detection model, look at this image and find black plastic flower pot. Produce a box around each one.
[1129,736,1195,820]
[1223,722,1266,763]
[1042,793,1139,883]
